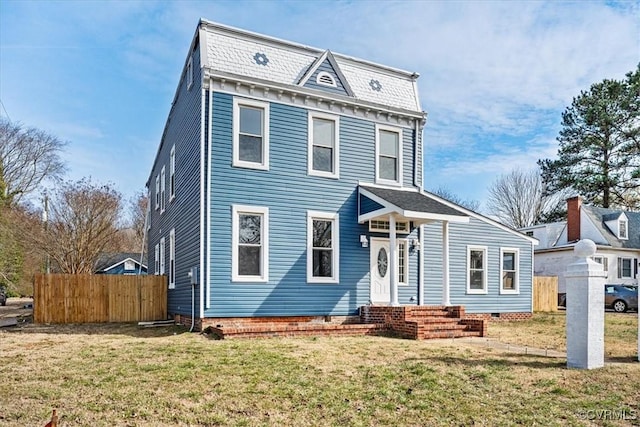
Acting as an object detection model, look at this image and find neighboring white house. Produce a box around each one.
[520,196,640,296]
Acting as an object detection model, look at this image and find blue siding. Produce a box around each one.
[360,193,385,215]
[207,93,421,317]
[422,217,533,313]
[303,59,350,96]
[148,41,204,316]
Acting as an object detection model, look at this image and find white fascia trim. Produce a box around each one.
[375,123,403,187]
[101,258,147,273]
[358,208,397,224]
[298,50,329,86]
[466,245,488,295]
[231,205,269,283]
[307,111,340,179]
[232,97,270,170]
[306,210,340,284]
[499,247,520,295]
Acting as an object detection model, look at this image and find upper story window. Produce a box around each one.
[500,248,519,294]
[170,145,176,201]
[186,56,193,90]
[619,219,628,239]
[308,112,339,179]
[124,260,135,271]
[307,211,339,284]
[316,72,337,87]
[155,175,160,210]
[232,205,269,282]
[160,166,166,213]
[375,124,402,186]
[467,246,488,294]
[233,98,269,170]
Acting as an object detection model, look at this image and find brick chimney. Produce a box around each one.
[567,196,582,242]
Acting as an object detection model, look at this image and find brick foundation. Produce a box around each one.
[463,312,533,322]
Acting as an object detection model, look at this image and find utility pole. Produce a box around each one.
[42,193,50,274]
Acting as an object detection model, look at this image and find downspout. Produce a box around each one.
[197,81,206,328]
[206,80,213,309]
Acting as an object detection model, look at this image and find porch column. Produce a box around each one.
[442,220,451,306]
[389,215,399,306]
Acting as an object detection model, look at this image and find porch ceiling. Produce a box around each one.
[358,185,469,225]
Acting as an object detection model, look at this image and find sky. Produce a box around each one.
[0,0,638,213]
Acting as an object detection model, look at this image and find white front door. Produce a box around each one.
[370,238,391,304]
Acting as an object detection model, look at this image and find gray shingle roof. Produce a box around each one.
[360,185,467,218]
[94,253,147,272]
[584,206,640,249]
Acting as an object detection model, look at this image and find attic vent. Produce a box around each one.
[316,72,337,87]
[253,52,269,66]
[369,79,382,92]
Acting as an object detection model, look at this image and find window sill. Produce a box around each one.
[232,276,269,283]
[466,289,488,295]
[308,170,340,180]
[307,277,339,284]
[375,178,402,187]
[232,161,269,171]
[499,290,519,295]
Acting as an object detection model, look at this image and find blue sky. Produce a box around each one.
[1,0,638,212]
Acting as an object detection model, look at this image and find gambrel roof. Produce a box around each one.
[199,20,422,113]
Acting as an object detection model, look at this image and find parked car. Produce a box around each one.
[0,287,6,306]
[605,284,638,313]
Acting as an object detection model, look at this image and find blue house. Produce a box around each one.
[147,20,537,337]
[94,253,147,275]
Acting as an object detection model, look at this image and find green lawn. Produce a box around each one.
[0,313,638,426]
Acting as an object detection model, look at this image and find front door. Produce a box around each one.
[370,238,390,304]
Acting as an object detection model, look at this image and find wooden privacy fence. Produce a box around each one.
[34,274,167,324]
[533,276,558,312]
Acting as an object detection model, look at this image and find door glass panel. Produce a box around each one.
[377,247,388,277]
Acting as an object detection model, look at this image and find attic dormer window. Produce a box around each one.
[619,219,628,239]
[316,72,337,88]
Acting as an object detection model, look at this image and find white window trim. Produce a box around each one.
[155,175,160,210]
[232,205,269,282]
[186,55,193,90]
[499,247,519,295]
[169,229,176,289]
[146,189,151,230]
[160,166,166,213]
[375,123,403,186]
[466,245,488,295]
[316,71,337,88]
[619,219,628,240]
[618,257,633,279]
[170,145,176,202]
[159,237,165,275]
[592,255,609,272]
[154,244,159,275]
[307,111,340,179]
[307,210,340,284]
[232,97,270,170]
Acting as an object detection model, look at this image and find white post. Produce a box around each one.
[442,221,451,306]
[389,215,398,306]
[565,239,606,369]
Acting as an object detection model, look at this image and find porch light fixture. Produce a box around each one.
[360,235,369,248]
[411,238,421,251]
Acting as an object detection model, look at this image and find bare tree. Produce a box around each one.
[31,179,123,274]
[430,186,481,212]
[0,118,66,206]
[129,190,148,249]
[486,168,570,228]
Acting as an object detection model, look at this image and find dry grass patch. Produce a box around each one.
[0,317,638,426]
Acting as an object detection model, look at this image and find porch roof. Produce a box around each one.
[358,185,469,224]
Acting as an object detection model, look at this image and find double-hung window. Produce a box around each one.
[500,248,519,294]
[169,229,175,289]
[154,244,159,275]
[160,166,166,213]
[619,219,628,239]
[467,246,488,294]
[155,175,160,210]
[308,112,339,178]
[233,98,269,170]
[170,145,175,201]
[159,237,165,275]
[618,257,633,279]
[307,211,339,283]
[232,205,269,282]
[376,124,402,185]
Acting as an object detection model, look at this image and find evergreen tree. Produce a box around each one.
[538,65,640,209]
